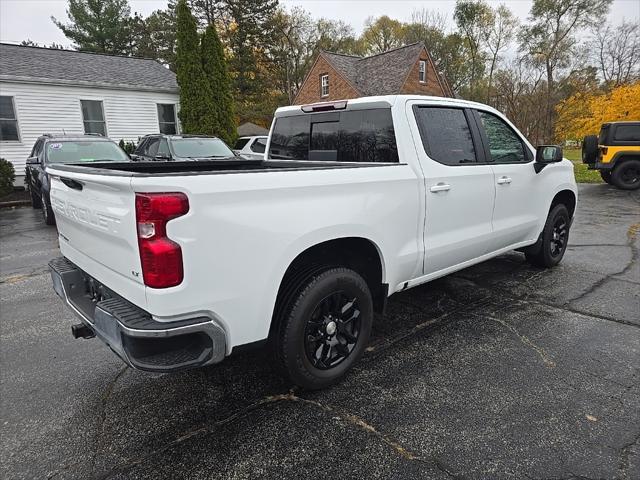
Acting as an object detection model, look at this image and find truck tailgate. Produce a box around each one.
[48,169,146,305]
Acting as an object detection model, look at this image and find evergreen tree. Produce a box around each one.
[52,0,133,55]
[225,0,278,123]
[175,0,216,134]
[201,25,236,144]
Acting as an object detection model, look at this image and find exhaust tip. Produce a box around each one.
[71,323,95,339]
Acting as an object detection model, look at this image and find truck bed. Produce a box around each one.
[48,159,396,177]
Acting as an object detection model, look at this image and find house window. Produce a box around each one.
[419,61,426,83]
[157,104,177,134]
[321,74,329,97]
[0,96,19,141]
[80,100,106,136]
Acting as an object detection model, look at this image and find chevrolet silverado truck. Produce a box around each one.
[47,96,577,390]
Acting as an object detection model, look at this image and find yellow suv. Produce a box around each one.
[582,121,640,190]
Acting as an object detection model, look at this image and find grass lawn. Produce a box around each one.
[564,148,602,184]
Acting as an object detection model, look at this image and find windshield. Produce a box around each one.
[46,141,130,163]
[171,138,234,158]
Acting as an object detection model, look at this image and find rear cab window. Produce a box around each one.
[234,138,250,149]
[268,108,399,163]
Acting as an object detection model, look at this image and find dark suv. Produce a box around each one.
[25,134,130,225]
[131,134,237,161]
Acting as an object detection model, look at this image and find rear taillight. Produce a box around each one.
[135,193,189,288]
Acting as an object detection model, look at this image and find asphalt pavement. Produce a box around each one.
[1,184,639,480]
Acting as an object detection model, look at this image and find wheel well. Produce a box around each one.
[272,238,386,327]
[551,190,576,219]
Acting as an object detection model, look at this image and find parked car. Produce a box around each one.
[582,121,640,190]
[47,95,577,389]
[233,135,268,159]
[25,134,130,225]
[131,134,237,161]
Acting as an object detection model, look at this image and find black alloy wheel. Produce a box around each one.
[549,216,568,259]
[274,267,373,390]
[612,160,640,190]
[304,292,362,370]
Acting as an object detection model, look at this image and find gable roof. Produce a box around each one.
[320,42,451,97]
[237,122,269,136]
[0,43,178,93]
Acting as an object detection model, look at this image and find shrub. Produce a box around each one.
[118,139,137,154]
[0,158,15,197]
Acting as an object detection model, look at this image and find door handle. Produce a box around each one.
[497,176,512,185]
[429,183,451,193]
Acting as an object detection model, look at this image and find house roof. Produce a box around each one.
[0,43,178,93]
[320,42,452,97]
[237,122,269,136]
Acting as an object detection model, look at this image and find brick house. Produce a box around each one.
[293,42,453,105]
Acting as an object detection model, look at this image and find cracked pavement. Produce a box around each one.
[1,184,638,479]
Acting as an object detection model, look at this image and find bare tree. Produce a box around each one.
[519,0,612,142]
[591,21,640,87]
[483,4,518,104]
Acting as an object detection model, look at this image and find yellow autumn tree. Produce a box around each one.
[556,82,640,141]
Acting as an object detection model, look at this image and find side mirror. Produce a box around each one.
[26,156,40,165]
[535,145,563,173]
[155,154,171,161]
[536,145,563,163]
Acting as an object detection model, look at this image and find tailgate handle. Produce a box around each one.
[60,177,84,191]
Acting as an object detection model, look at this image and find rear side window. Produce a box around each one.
[598,125,610,144]
[414,107,477,165]
[614,125,640,142]
[250,138,267,153]
[268,108,399,163]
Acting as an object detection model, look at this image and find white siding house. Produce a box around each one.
[0,44,180,185]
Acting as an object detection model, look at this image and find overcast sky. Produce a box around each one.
[0,0,638,47]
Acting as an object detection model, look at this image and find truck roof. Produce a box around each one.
[275,95,498,117]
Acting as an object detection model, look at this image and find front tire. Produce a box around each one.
[525,204,570,268]
[275,267,373,390]
[611,160,640,190]
[41,191,55,226]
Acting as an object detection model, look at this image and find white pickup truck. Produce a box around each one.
[48,95,577,389]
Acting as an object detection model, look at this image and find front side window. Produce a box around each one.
[418,60,426,83]
[321,74,329,97]
[157,104,177,134]
[477,111,526,163]
[0,96,19,141]
[268,108,399,163]
[414,107,477,165]
[80,100,106,136]
[45,141,129,163]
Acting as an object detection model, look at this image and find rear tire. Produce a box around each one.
[41,191,56,226]
[600,170,613,184]
[274,267,373,390]
[525,204,570,268]
[611,160,640,190]
[581,135,598,164]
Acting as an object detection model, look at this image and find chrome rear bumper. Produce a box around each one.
[49,257,226,372]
